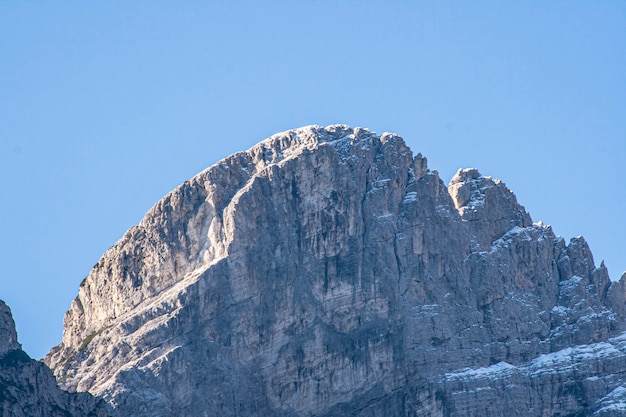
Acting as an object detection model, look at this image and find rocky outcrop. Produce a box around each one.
[0,303,20,358]
[45,125,626,416]
[0,300,109,417]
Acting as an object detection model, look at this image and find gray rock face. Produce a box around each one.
[0,302,20,357]
[45,125,626,416]
[0,300,109,417]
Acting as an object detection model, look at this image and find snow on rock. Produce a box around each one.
[437,332,626,416]
[448,167,532,251]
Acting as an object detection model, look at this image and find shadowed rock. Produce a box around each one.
[0,300,110,417]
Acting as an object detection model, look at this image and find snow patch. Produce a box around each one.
[596,385,626,413]
[403,192,417,203]
[446,361,516,380]
[372,178,391,188]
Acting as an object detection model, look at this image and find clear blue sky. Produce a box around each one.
[1,1,624,359]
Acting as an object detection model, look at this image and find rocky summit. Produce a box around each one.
[40,125,626,416]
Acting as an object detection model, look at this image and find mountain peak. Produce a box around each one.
[244,124,405,168]
[43,126,626,416]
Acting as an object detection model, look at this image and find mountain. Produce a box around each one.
[0,299,109,417]
[44,125,626,416]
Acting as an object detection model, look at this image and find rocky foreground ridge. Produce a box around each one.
[42,125,626,416]
[0,300,108,416]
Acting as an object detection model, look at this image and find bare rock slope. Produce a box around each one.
[46,125,626,416]
[0,300,109,417]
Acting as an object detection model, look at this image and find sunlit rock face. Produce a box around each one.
[0,300,109,417]
[45,125,626,416]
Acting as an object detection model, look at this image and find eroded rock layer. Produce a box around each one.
[45,126,626,416]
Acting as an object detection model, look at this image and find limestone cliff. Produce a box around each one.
[45,125,626,416]
[0,300,109,417]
